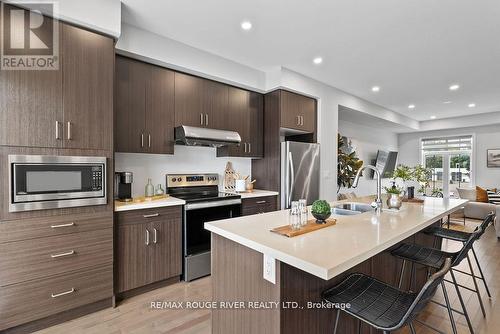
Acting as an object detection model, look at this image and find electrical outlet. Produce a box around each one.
[263,254,276,284]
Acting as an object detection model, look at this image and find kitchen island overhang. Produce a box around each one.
[205,197,468,334]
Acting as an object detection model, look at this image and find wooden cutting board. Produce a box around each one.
[270,218,337,238]
[402,197,425,203]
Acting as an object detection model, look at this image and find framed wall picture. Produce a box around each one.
[487,149,500,168]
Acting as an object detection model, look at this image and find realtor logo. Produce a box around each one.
[1,1,59,70]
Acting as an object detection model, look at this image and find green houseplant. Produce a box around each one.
[311,200,331,224]
[337,134,363,192]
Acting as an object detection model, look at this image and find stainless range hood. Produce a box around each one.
[175,125,241,148]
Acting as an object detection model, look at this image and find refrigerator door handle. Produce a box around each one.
[288,151,295,208]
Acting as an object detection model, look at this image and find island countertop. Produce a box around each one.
[205,197,468,280]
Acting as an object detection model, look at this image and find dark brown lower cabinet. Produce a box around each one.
[241,196,278,216]
[116,206,182,293]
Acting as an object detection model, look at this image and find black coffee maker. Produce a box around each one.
[114,172,133,202]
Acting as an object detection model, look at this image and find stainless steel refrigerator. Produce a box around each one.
[280,141,320,209]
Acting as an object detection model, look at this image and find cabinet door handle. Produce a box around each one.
[200,113,204,125]
[248,143,251,153]
[141,133,144,148]
[153,228,158,244]
[297,116,301,126]
[148,134,151,148]
[145,229,150,245]
[55,121,62,140]
[244,142,247,153]
[50,222,75,229]
[143,213,159,218]
[301,116,304,126]
[51,250,75,258]
[67,122,72,140]
[205,113,209,126]
[256,200,267,204]
[51,288,75,298]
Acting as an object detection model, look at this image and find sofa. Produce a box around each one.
[456,188,499,238]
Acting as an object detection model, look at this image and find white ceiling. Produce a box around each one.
[122,0,500,121]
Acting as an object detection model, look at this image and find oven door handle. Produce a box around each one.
[185,199,242,211]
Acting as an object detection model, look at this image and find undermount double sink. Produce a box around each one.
[331,203,374,216]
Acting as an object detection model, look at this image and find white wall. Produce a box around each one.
[398,124,500,189]
[18,0,121,38]
[338,120,398,196]
[116,24,266,91]
[115,146,252,198]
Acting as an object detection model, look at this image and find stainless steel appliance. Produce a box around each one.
[280,141,320,209]
[9,155,107,212]
[175,125,241,147]
[166,173,241,281]
[114,172,133,202]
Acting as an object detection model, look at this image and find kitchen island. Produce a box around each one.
[205,197,468,334]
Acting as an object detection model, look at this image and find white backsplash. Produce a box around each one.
[115,145,252,198]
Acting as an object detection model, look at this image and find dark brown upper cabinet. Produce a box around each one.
[174,72,227,130]
[217,87,263,158]
[115,56,175,154]
[62,24,114,151]
[280,90,316,133]
[0,12,113,150]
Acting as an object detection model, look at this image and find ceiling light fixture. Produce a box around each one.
[371,86,380,92]
[408,104,415,109]
[430,116,437,119]
[443,101,452,104]
[313,57,323,65]
[240,21,252,31]
[449,84,460,91]
[468,103,476,108]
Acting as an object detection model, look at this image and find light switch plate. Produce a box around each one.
[263,254,276,284]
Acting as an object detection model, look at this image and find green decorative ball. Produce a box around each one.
[311,200,331,215]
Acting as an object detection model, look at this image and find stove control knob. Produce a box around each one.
[177,177,182,182]
[171,177,177,182]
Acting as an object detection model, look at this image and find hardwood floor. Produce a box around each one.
[34,219,499,334]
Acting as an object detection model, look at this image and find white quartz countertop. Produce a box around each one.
[234,189,279,199]
[205,197,468,280]
[114,197,185,212]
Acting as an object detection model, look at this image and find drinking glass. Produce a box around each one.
[289,201,301,230]
[298,199,308,226]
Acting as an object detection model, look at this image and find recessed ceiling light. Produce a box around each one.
[408,104,415,109]
[313,57,323,65]
[468,103,476,108]
[430,115,437,119]
[443,101,452,104]
[371,86,380,92]
[240,21,252,30]
[449,84,460,91]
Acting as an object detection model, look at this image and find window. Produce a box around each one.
[421,135,473,197]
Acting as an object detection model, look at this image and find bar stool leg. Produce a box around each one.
[333,309,340,334]
[441,281,458,334]
[409,322,417,334]
[450,270,475,334]
[471,246,492,298]
[398,260,407,289]
[466,254,486,317]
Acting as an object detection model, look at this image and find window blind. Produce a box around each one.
[421,135,473,152]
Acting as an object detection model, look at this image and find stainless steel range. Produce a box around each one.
[166,173,241,281]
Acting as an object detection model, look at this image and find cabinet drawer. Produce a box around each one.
[242,196,278,216]
[0,213,112,244]
[0,228,112,287]
[115,205,182,225]
[0,265,112,331]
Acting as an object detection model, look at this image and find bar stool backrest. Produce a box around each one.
[393,257,452,330]
[452,212,495,267]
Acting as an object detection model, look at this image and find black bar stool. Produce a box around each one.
[390,212,494,334]
[424,211,495,304]
[321,258,452,334]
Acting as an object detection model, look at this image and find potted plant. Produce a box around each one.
[337,134,364,193]
[384,185,404,209]
[311,200,332,224]
[392,164,413,197]
[412,164,432,196]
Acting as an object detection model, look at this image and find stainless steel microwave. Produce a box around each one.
[9,155,107,212]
